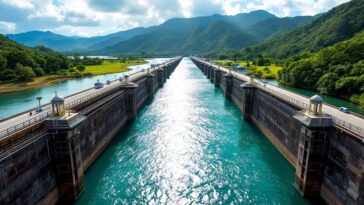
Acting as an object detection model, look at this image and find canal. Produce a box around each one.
[76,58,310,204]
[0,58,169,120]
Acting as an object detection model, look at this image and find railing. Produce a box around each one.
[0,111,50,139]
[332,118,364,137]
[255,83,310,110]
[65,81,123,109]
[0,58,181,139]
[192,57,364,138]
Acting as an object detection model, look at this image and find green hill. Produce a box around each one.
[99,13,313,55]
[0,34,70,81]
[102,21,260,55]
[278,31,364,107]
[6,27,149,52]
[251,0,364,58]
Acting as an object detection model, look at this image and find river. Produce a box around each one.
[0,58,169,120]
[75,58,310,204]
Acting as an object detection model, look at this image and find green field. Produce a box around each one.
[0,59,147,94]
[214,59,282,79]
[80,59,146,75]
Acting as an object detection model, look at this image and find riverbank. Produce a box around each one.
[0,59,146,95]
[214,59,282,79]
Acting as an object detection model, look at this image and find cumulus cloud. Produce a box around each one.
[0,0,351,37]
[0,21,16,33]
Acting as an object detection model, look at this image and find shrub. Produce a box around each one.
[68,67,76,72]
[0,69,16,81]
[76,65,86,72]
[15,63,35,81]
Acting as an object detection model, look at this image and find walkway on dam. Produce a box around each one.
[197,58,364,139]
[0,60,173,139]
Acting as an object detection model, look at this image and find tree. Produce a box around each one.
[0,69,16,81]
[317,73,339,95]
[33,67,45,76]
[15,63,35,81]
[76,65,86,72]
[0,55,7,71]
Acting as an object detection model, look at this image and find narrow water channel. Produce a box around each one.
[76,58,310,204]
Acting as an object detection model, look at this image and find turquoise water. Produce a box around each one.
[76,58,310,204]
[0,58,169,120]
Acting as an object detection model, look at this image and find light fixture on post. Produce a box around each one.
[36,96,42,112]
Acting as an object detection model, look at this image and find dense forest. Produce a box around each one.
[278,31,364,107]
[0,35,71,81]
[250,0,364,58]
[0,35,106,82]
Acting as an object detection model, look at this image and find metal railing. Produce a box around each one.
[0,112,51,139]
[0,58,181,139]
[192,57,364,138]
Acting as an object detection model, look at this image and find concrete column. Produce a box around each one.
[146,73,155,96]
[209,66,215,81]
[46,114,86,203]
[214,69,221,86]
[163,68,167,83]
[240,83,256,121]
[157,69,164,86]
[122,83,139,120]
[224,73,233,98]
[293,113,332,197]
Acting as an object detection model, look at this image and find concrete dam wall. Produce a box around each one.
[0,57,182,205]
[191,57,364,205]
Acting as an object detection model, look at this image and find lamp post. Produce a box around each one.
[36,96,42,112]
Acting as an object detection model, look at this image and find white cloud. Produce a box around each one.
[0,0,351,37]
[0,21,16,32]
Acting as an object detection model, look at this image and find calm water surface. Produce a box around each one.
[76,58,310,204]
[0,58,169,120]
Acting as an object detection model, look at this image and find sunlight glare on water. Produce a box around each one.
[76,58,310,205]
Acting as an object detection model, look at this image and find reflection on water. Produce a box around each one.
[0,58,169,120]
[76,58,310,205]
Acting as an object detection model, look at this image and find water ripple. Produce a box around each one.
[76,58,310,205]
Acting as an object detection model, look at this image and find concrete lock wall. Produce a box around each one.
[0,57,181,205]
[191,58,364,205]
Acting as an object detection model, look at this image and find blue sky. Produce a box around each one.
[0,0,350,37]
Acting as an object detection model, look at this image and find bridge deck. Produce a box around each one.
[0,59,176,140]
[194,57,364,139]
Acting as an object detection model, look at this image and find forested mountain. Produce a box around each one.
[0,34,70,81]
[98,13,313,55]
[101,21,260,55]
[278,31,364,107]
[6,27,149,52]
[246,16,313,39]
[6,10,314,55]
[251,0,364,58]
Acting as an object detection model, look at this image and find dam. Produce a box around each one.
[0,57,363,204]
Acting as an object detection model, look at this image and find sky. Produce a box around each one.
[0,0,350,37]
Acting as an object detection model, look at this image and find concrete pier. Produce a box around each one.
[191,56,364,205]
[0,57,182,205]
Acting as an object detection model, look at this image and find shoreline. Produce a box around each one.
[0,59,146,95]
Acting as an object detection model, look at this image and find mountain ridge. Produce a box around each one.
[6,10,313,55]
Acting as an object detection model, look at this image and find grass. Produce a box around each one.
[0,59,147,95]
[80,59,146,75]
[214,59,282,79]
